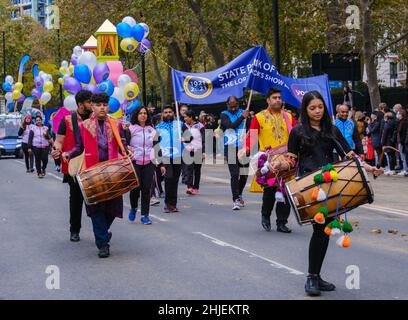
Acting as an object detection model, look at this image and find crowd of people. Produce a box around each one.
[15,87,392,297]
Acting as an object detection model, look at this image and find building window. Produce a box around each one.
[399,62,407,72]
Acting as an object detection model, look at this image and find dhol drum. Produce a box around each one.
[77,156,139,205]
[285,157,374,225]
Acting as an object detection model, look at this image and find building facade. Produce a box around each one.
[363,54,407,88]
[10,0,53,28]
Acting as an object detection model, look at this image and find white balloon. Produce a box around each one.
[78,51,97,71]
[112,87,125,104]
[61,60,69,68]
[5,75,14,84]
[73,46,83,57]
[139,23,149,38]
[39,71,45,77]
[22,98,34,109]
[5,92,13,102]
[122,16,137,27]
[64,95,78,111]
[117,74,132,89]
[40,92,52,104]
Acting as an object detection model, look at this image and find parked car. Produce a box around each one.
[0,114,23,159]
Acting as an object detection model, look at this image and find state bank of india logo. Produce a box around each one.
[184,76,213,99]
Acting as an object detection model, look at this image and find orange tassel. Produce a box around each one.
[311,186,319,201]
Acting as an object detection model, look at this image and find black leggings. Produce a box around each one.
[226,149,249,201]
[32,147,49,174]
[22,143,34,170]
[129,162,155,216]
[184,151,202,189]
[261,186,291,226]
[308,218,333,275]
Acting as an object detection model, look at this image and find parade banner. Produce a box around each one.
[172,46,334,114]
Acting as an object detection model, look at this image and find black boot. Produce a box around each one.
[70,232,80,242]
[305,275,321,296]
[318,275,336,291]
[277,224,292,233]
[98,246,110,258]
[262,215,271,232]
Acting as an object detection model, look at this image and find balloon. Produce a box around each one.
[64,95,78,111]
[40,92,52,105]
[132,24,145,42]
[112,87,125,104]
[98,80,115,96]
[13,82,23,91]
[34,76,44,89]
[137,39,152,53]
[17,93,25,103]
[69,65,75,74]
[64,77,82,94]
[5,92,13,102]
[5,75,14,84]
[122,16,137,27]
[73,46,83,57]
[74,64,92,84]
[12,90,21,100]
[61,60,69,68]
[2,82,12,92]
[58,78,64,85]
[93,63,110,84]
[110,107,123,119]
[139,23,149,38]
[31,88,42,99]
[124,82,139,100]
[116,22,133,38]
[108,97,121,113]
[22,98,34,109]
[78,51,97,71]
[43,81,54,93]
[127,100,142,114]
[71,54,79,66]
[59,67,67,75]
[120,38,138,53]
[117,74,132,89]
[84,84,100,94]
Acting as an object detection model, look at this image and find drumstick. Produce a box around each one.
[374,146,399,179]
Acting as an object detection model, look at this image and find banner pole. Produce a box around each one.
[241,89,254,147]
[174,100,182,141]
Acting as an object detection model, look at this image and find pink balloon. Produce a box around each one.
[123,70,138,84]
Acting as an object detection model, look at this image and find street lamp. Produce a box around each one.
[1,31,5,83]
[273,0,280,72]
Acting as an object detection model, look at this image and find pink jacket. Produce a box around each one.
[128,124,156,165]
[30,126,50,148]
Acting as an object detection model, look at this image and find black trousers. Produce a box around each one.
[67,175,84,234]
[151,166,164,197]
[226,148,249,201]
[129,162,155,216]
[22,143,34,170]
[308,218,333,275]
[164,160,182,207]
[32,147,49,174]
[184,151,202,189]
[261,186,291,226]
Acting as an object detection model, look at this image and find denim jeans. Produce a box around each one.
[90,210,115,249]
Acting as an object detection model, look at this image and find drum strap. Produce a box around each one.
[108,118,127,156]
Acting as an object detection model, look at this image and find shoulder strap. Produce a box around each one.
[72,112,79,144]
[283,111,293,133]
[108,118,127,155]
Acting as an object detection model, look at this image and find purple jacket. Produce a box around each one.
[128,124,156,165]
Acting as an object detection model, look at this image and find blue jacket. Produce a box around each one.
[156,120,184,159]
[221,109,245,148]
[335,118,356,150]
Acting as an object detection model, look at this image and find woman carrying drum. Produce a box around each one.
[270,91,382,296]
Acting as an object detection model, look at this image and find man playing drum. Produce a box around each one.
[62,93,127,259]
[240,87,296,233]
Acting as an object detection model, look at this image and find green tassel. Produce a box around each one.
[342,221,353,233]
[318,206,329,218]
[314,173,325,184]
[327,220,341,229]
[322,164,335,173]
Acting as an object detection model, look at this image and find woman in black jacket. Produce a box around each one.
[368,111,383,168]
[381,112,397,174]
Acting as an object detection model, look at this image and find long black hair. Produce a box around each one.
[130,106,152,126]
[300,91,334,145]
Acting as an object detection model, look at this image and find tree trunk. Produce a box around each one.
[187,0,225,67]
[360,0,381,111]
[151,48,166,110]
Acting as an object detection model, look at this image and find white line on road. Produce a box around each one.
[193,231,304,276]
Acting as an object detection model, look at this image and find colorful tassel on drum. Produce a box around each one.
[311,186,319,201]
[317,187,326,201]
[324,220,342,236]
[336,235,351,248]
[314,207,328,224]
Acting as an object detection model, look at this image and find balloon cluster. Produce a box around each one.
[2,75,26,106]
[102,73,142,119]
[116,16,151,53]
[31,71,54,106]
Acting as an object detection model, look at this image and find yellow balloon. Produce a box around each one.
[12,90,21,100]
[14,82,23,91]
[69,65,74,74]
[43,81,54,93]
[120,38,138,53]
[124,82,139,100]
[59,67,67,75]
[110,108,123,119]
[58,78,64,85]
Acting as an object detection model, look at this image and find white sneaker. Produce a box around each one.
[150,197,160,206]
[397,171,406,176]
[238,196,245,207]
[384,170,392,176]
[232,201,241,211]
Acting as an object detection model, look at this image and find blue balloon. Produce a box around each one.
[132,24,145,42]
[98,80,115,96]
[109,97,121,113]
[127,100,142,114]
[2,82,12,92]
[74,64,92,84]
[117,22,133,38]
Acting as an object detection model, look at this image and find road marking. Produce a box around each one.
[194,232,304,276]
[123,201,169,222]
[361,205,408,217]
[14,160,25,165]
[48,172,63,181]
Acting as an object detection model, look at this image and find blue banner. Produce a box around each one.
[172,46,334,114]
